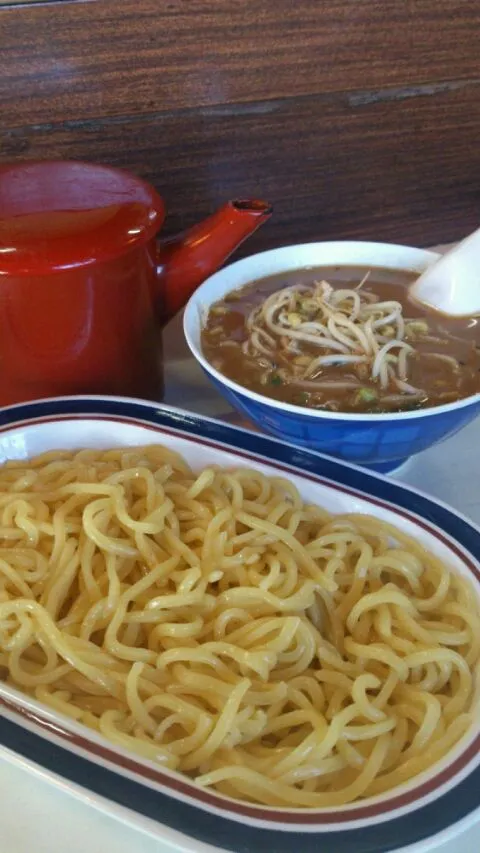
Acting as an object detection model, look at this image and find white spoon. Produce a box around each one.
[409,227,480,317]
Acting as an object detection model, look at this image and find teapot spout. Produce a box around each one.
[157,199,272,323]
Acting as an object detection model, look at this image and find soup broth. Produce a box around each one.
[201,266,480,413]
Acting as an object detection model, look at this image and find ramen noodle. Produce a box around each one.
[0,445,478,807]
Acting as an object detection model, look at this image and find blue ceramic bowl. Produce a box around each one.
[184,241,480,474]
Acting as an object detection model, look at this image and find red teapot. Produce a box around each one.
[0,160,272,406]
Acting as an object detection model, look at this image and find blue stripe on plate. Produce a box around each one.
[0,396,479,852]
[2,714,479,853]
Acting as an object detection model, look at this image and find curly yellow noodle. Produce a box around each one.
[0,445,478,808]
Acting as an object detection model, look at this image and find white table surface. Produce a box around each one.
[2,244,479,853]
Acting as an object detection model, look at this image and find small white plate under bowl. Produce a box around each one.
[0,395,479,853]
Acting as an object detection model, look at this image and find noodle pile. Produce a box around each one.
[243,276,464,409]
[0,445,479,808]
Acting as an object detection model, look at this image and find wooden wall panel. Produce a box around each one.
[1,0,480,127]
[2,84,479,251]
[1,0,480,249]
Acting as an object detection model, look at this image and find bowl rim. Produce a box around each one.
[183,240,480,422]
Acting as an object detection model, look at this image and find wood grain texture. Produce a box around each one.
[1,0,480,128]
[1,0,480,248]
[2,84,479,251]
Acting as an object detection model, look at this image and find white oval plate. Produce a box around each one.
[0,396,479,853]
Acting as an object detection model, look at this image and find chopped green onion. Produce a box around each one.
[353,387,378,406]
[286,312,302,327]
[270,374,283,385]
[405,320,429,337]
[294,392,309,405]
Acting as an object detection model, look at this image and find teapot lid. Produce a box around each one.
[0,160,165,274]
